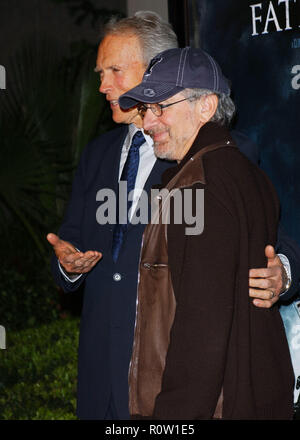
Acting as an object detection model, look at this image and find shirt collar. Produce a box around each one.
[126,123,153,150]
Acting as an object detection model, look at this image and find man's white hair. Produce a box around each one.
[183,88,236,126]
[101,11,178,66]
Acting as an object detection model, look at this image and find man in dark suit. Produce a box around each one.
[47,12,300,420]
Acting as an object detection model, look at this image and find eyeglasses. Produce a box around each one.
[137,96,196,119]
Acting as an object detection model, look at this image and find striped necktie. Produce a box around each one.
[112,131,145,262]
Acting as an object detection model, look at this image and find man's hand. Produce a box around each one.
[47,233,102,275]
[249,245,287,309]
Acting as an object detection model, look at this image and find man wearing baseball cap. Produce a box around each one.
[119,47,294,419]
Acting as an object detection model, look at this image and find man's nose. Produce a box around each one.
[143,108,159,131]
[99,74,112,94]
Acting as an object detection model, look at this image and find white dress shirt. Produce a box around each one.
[119,124,156,219]
[60,124,156,282]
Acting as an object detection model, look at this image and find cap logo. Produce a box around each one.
[143,88,156,97]
[144,56,162,77]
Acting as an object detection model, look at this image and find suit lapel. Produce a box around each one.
[97,125,128,194]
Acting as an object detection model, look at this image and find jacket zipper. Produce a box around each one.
[143,262,168,269]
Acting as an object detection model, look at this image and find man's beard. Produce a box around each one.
[153,141,176,160]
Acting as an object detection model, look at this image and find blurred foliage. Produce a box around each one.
[49,0,124,28]
[0,318,79,420]
[0,264,60,332]
[0,254,84,332]
[0,2,123,421]
[0,34,115,263]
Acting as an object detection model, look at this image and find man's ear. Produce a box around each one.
[196,94,218,123]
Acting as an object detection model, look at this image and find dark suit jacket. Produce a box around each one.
[51,124,300,420]
[51,125,173,419]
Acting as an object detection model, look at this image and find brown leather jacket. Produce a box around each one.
[129,122,294,420]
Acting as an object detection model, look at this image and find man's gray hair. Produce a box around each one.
[183,88,236,126]
[101,11,178,66]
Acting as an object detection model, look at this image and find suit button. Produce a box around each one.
[113,273,122,282]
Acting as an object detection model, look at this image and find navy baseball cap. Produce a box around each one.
[119,46,230,109]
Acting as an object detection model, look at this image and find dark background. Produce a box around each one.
[0,0,126,66]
